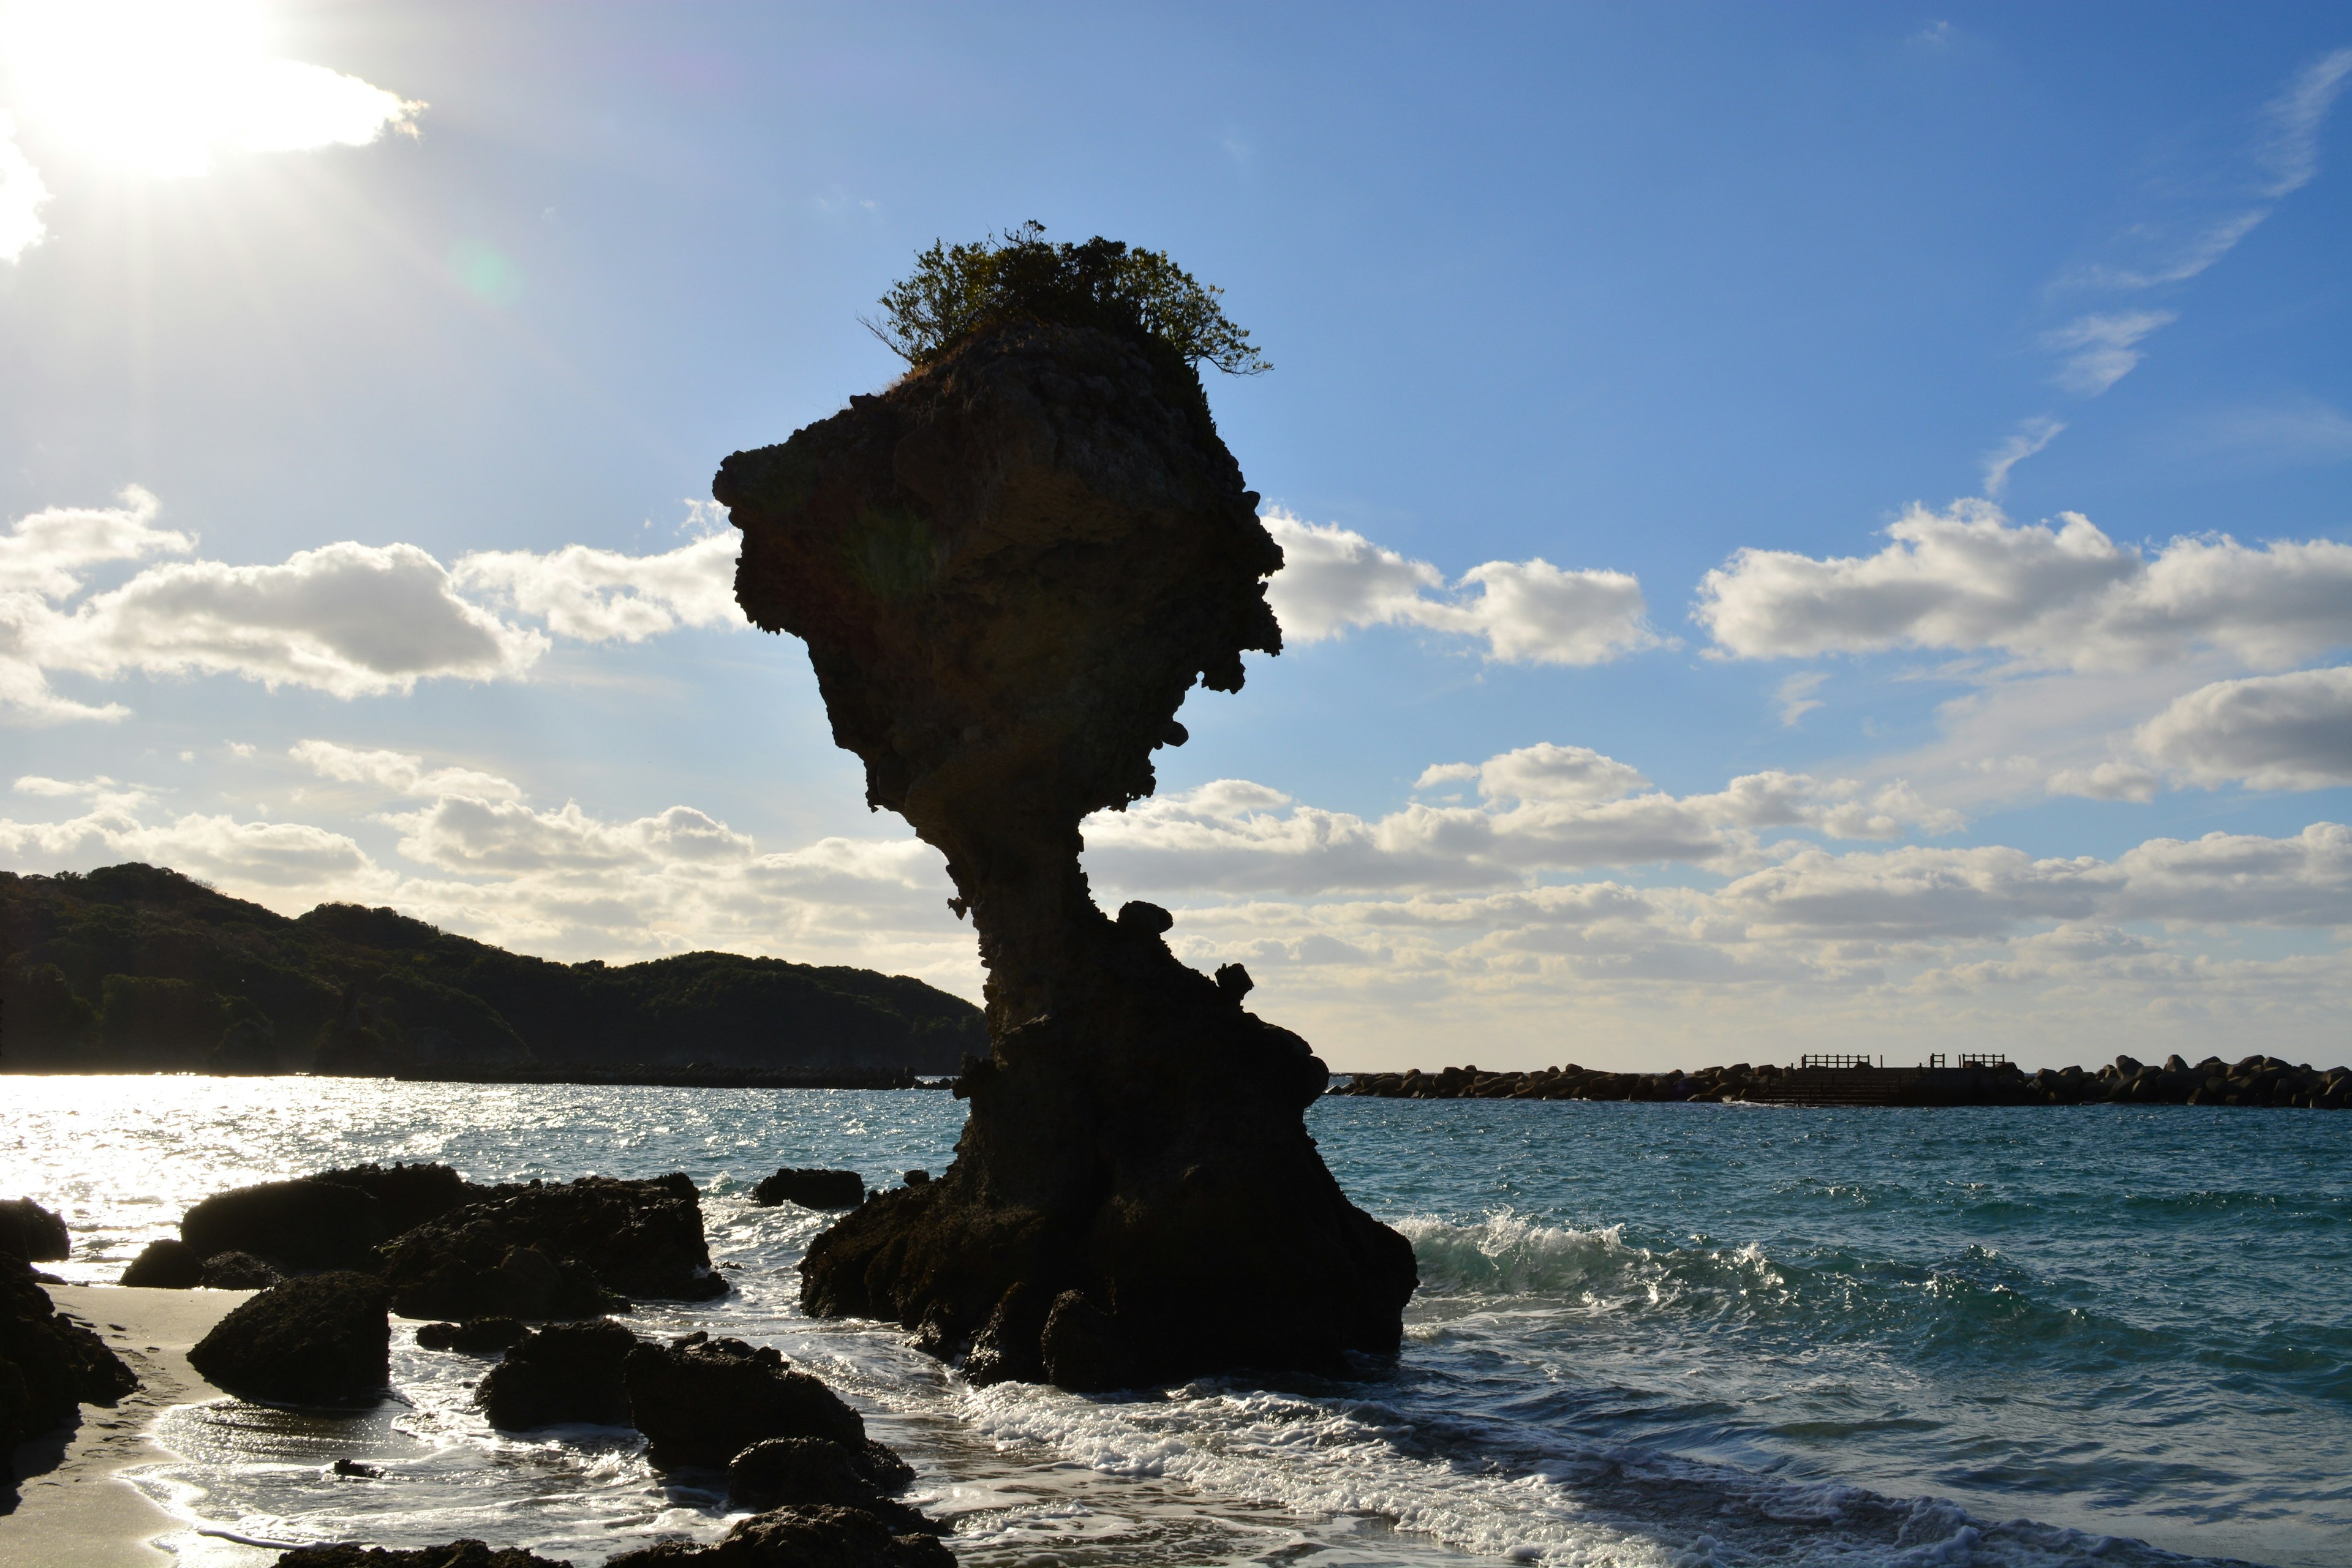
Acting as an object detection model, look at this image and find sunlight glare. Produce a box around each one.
[1,0,422,178]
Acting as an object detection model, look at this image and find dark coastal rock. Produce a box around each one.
[1037,1289,1134,1392]
[0,1198,70,1262]
[416,1317,527,1354]
[720,318,1417,1389]
[381,1175,722,1320]
[199,1251,287,1290]
[728,1439,927,1532]
[477,1319,641,1429]
[315,1162,489,1235]
[273,1543,573,1568]
[622,1332,864,1471]
[750,1169,865,1210]
[122,1237,206,1289]
[606,1507,953,1568]
[182,1178,388,1271]
[2,1253,140,1469]
[189,1272,390,1405]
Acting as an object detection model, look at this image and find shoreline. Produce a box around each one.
[3,1285,255,1568]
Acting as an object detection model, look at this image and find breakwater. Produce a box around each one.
[1332,1053,2351,1108]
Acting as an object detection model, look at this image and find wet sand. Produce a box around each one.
[4,1284,255,1568]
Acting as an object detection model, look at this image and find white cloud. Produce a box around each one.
[2136,665,2352,791]
[290,739,521,801]
[1262,511,1660,666]
[2044,312,2175,396]
[1980,417,2065,498]
[1774,670,1828,728]
[2,0,423,181]
[0,110,48,263]
[2260,47,2352,198]
[1695,500,2352,671]
[454,527,745,643]
[2047,760,2158,804]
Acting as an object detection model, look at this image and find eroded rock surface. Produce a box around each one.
[382,1174,723,1319]
[2,1254,138,1472]
[717,319,1415,1387]
[477,1318,639,1429]
[189,1272,390,1405]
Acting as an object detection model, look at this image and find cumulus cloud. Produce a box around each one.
[1261,511,1660,666]
[2136,666,2352,791]
[0,111,48,263]
[454,525,744,642]
[2045,312,2176,396]
[1,489,755,722]
[1694,500,2352,671]
[2047,760,2159,804]
[290,739,521,801]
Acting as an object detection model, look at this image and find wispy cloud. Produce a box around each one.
[2043,311,2177,396]
[2260,47,2352,198]
[1775,671,1828,728]
[1980,416,2066,496]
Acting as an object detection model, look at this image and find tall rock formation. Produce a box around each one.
[715,320,1415,1388]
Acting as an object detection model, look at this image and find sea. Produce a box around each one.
[6,1076,2348,1568]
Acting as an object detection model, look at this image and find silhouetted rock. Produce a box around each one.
[122,1238,205,1289]
[315,1162,488,1236]
[605,1507,952,1568]
[415,1317,527,1354]
[198,1251,286,1290]
[181,1179,388,1271]
[622,1333,864,1471]
[718,318,1416,1389]
[1038,1289,1132,1392]
[750,1169,865,1210]
[477,1319,641,1430]
[0,1199,70,1262]
[727,1438,929,1533]
[382,1175,722,1321]
[189,1272,390,1405]
[2,1254,139,1469]
[273,1544,572,1568]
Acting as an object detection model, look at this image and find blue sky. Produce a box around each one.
[2,2,2347,1070]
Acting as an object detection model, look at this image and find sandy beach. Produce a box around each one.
[4,1284,255,1568]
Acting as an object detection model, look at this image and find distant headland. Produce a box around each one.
[0,862,984,1080]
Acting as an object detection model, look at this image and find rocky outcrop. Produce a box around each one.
[606,1507,954,1568]
[314,1162,489,1234]
[477,1319,640,1429]
[0,1199,70,1262]
[415,1317,526,1354]
[122,1238,206,1288]
[274,1544,571,1568]
[727,1438,927,1533]
[198,1251,286,1290]
[750,1169,865,1210]
[717,319,1415,1388]
[181,1179,388,1271]
[622,1333,865,1471]
[381,1175,723,1319]
[188,1272,390,1405]
[2,1254,138,1492]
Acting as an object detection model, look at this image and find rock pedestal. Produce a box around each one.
[717,320,1415,1387]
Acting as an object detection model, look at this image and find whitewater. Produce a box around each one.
[7,1077,2347,1567]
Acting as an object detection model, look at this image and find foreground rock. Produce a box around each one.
[382,1174,724,1320]
[199,1251,286,1289]
[750,1168,865,1210]
[189,1272,390,1404]
[1335,1054,2352,1109]
[275,1544,570,1568]
[121,1238,206,1287]
[623,1332,865,1470]
[607,1507,954,1568]
[181,1178,388,1270]
[719,316,1415,1389]
[477,1319,639,1428]
[2,1254,139,1483]
[416,1317,527,1354]
[0,1199,70,1262]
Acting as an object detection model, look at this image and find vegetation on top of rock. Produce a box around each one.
[0,863,983,1077]
[865,221,1270,381]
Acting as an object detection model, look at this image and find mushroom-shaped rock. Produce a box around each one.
[717,317,1415,1388]
[189,1272,390,1405]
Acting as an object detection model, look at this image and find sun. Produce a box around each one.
[1,0,421,179]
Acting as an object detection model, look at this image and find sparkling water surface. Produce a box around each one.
[6,1077,2347,1568]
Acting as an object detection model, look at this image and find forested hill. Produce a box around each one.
[0,863,984,1078]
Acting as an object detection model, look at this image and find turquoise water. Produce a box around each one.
[6,1078,2347,1567]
